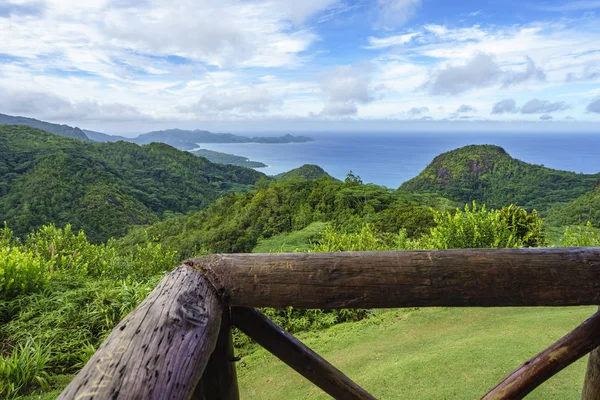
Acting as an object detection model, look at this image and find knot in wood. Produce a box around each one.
[177,291,208,327]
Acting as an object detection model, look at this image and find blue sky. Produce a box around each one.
[0,0,599,134]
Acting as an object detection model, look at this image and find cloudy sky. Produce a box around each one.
[1,0,600,133]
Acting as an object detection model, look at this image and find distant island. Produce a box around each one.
[127,129,314,150]
[191,148,268,168]
[0,113,314,151]
[84,128,314,150]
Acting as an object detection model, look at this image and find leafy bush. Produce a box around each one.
[560,222,600,246]
[23,224,177,281]
[422,202,545,249]
[0,247,51,300]
[0,339,50,399]
[313,224,393,252]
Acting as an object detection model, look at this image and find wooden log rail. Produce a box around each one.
[59,247,600,399]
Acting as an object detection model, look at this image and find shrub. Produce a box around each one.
[422,202,544,250]
[560,222,600,246]
[0,247,51,300]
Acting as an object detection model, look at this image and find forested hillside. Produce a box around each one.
[545,187,600,227]
[0,125,264,242]
[399,145,600,212]
[119,177,455,257]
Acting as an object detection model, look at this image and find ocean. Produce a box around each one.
[193,132,600,188]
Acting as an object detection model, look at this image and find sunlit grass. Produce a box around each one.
[237,306,595,399]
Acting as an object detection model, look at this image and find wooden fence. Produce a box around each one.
[58,248,600,399]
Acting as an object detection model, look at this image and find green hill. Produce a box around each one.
[545,186,600,227]
[0,125,264,242]
[399,144,600,212]
[0,113,90,141]
[276,164,335,181]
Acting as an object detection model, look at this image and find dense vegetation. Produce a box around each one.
[118,176,454,257]
[191,148,267,168]
[546,187,600,227]
[0,125,264,242]
[400,145,600,213]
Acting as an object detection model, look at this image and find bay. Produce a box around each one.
[193,132,600,188]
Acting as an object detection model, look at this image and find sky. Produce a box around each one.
[0,0,600,134]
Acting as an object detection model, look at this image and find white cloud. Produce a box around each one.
[407,106,428,115]
[502,56,546,87]
[178,87,279,115]
[491,99,518,114]
[456,104,476,113]
[365,32,420,49]
[319,64,376,116]
[376,0,422,29]
[423,53,501,95]
[586,98,600,113]
[422,52,546,95]
[0,87,150,122]
[521,99,569,114]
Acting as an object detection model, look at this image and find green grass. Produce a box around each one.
[237,306,595,399]
[252,222,329,253]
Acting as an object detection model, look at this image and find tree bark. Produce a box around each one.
[482,309,600,400]
[59,264,222,400]
[582,307,600,400]
[193,308,239,400]
[231,307,376,400]
[189,247,600,308]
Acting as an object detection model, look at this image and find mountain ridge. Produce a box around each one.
[0,113,90,141]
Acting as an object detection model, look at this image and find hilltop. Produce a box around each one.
[0,125,264,242]
[0,113,89,141]
[276,164,334,181]
[399,144,600,212]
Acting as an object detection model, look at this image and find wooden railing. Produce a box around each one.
[58,248,600,399]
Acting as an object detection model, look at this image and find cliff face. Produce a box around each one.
[399,144,600,212]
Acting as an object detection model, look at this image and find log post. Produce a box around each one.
[482,309,600,400]
[59,264,222,400]
[193,308,239,400]
[231,307,376,400]
[582,307,600,400]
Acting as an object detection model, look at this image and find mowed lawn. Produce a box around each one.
[237,306,596,399]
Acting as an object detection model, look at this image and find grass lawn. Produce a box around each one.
[237,306,596,399]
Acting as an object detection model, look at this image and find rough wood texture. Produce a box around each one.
[231,307,376,400]
[582,307,600,400]
[193,308,239,400]
[189,248,600,308]
[482,309,600,400]
[59,264,222,400]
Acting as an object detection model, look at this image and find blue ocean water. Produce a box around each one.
[194,132,600,188]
